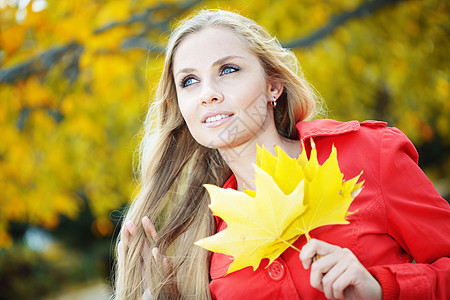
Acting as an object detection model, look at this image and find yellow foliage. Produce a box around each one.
[41,214,60,230]
[53,16,93,44]
[60,94,76,115]
[53,193,81,219]
[88,188,123,218]
[30,110,56,131]
[86,27,127,52]
[23,6,48,30]
[339,0,362,11]
[67,114,105,141]
[96,1,131,26]
[334,27,350,45]
[0,25,26,55]
[349,55,365,75]
[436,77,449,99]
[16,77,54,108]
[90,53,135,100]
[436,116,450,145]
[310,4,328,26]
[0,231,13,249]
[4,193,27,220]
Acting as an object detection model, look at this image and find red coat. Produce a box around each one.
[209,119,450,300]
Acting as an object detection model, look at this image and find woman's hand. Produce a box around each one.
[117,217,169,300]
[300,239,382,300]
[117,216,166,263]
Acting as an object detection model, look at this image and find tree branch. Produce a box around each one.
[94,3,172,34]
[283,0,403,49]
[0,43,82,84]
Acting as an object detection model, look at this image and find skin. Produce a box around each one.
[118,26,383,300]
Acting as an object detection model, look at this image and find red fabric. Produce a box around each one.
[209,119,450,300]
[368,266,400,300]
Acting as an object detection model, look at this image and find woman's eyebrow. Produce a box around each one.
[175,55,244,77]
[211,55,243,67]
[176,67,196,77]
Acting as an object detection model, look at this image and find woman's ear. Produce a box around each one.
[266,77,284,101]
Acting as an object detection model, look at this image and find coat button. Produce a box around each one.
[267,260,285,281]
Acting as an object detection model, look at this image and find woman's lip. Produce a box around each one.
[203,114,234,128]
[201,111,234,123]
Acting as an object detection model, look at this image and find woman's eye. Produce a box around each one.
[220,65,240,76]
[181,77,199,88]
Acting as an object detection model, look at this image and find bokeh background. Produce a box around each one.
[0,0,449,298]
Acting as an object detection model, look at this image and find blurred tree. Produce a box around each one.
[0,0,448,249]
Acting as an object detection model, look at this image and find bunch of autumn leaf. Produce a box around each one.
[195,140,364,275]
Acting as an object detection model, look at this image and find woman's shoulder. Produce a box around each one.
[295,118,389,141]
[296,118,419,169]
[295,118,417,152]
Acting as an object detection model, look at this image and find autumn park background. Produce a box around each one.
[0,0,449,298]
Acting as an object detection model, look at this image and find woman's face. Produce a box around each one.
[173,27,273,150]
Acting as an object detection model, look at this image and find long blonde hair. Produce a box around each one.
[114,9,321,299]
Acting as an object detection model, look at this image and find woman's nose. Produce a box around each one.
[200,81,224,105]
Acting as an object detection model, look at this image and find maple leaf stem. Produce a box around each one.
[277,237,302,253]
[305,232,311,241]
[287,243,302,253]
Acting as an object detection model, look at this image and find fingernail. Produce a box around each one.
[125,220,133,230]
[152,247,158,260]
[125,220,136,234]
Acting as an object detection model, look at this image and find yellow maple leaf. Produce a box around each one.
[255,140,363,240]
[290,140,364,240]
[195,140,363,274]
[195,165,306,274]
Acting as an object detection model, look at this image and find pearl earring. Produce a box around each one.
[272,96,277,108]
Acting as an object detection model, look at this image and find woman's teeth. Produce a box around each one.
[205,114,232,123]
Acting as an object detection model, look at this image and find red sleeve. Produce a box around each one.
[368,266,399,300]
[372,127,450,299]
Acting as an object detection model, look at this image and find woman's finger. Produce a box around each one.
[334,260,382,300]
[151,247,172,275]
[152,247,159,261]
[119,221,136,262]
[120,223,131,243]
[121,220,137,247]
[332,266,362,299]
[320,257,349,299]
[143,288,154,300]
[125,220,137,235]
[142,216,158,241]
[300,239,339,269]
[308,249,341,293]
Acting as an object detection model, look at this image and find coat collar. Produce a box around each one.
[222,119,366,191]
[295,119,361,141]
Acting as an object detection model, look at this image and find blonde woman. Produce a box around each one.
[115,9,450,300]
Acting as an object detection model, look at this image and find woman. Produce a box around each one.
[115,9,450,300]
